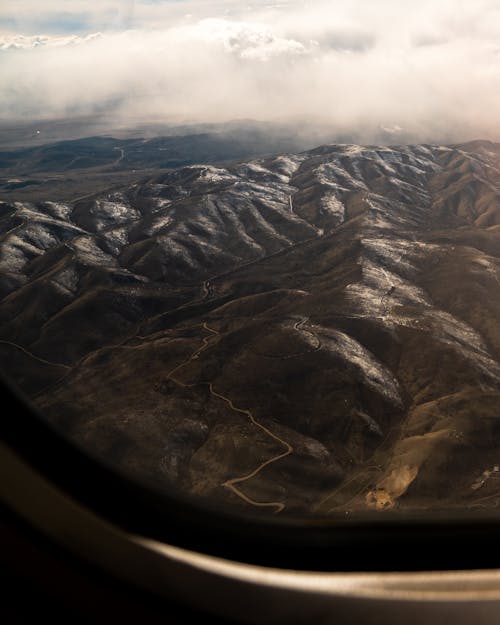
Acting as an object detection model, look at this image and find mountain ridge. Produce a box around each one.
[2,140,500,515]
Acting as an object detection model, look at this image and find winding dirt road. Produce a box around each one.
[0,339,70,370]
[293,316,321,350]
[251,315,322,360]
[166,322,294,513]
[113,146,126,166]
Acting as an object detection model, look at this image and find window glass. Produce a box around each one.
[1,1,500,518]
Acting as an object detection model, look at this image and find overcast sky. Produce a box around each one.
[2,1,500,142]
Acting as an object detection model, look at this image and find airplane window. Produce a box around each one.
[2,0,500,532]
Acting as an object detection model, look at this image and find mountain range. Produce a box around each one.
[2,139,500,515]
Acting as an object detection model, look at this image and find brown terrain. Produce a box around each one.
[2,140,500,516]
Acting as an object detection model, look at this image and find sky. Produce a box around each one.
[2,0,500,142]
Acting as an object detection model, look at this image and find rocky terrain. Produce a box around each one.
[2,140,500,516]
[0,122,317,202]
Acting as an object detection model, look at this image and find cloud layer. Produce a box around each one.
[2,1,500,142]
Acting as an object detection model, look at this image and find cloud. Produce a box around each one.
[174,18,308,61]
[2,1,500,142]
[0,33,104,50]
